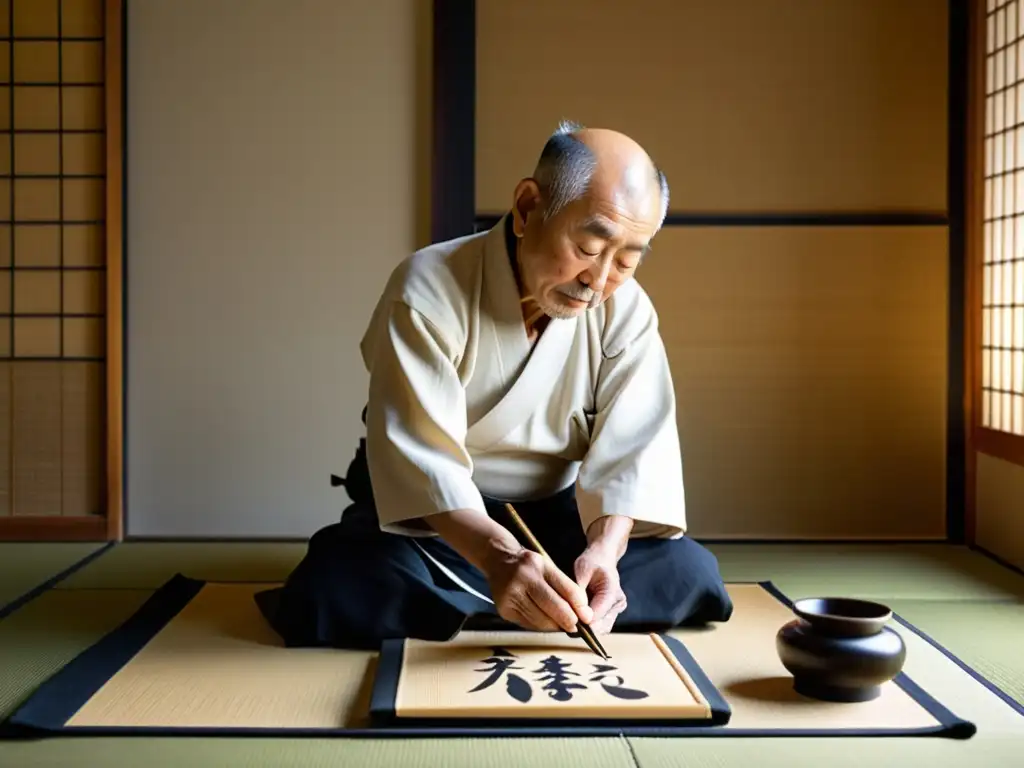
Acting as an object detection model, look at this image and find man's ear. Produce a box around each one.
[511,179,542,237]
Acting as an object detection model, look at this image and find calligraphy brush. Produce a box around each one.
[503,502,610,660]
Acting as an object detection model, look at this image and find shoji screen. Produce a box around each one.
[980,0,1024,441]
[0,0,120,540]
[971,0,1024,568]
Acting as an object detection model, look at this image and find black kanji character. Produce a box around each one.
[468,647,532,702]
[533,655,588,702]
[590,663,649,700]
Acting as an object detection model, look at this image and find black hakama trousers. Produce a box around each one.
[255,440,733,650]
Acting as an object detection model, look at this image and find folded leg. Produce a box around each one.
[260,433,731,646]
[255,508,494,649]
[615,536,733,630]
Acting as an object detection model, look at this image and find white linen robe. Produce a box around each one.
[360,217,687,540]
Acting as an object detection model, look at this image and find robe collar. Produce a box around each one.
[466,215,578,449]
[482,214,533,356]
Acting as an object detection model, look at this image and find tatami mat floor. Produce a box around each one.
[0,543,108,616]
[0,541,1021,767]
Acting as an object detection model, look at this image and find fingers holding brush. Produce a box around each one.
[574,549,627,635]
[489,549,585,633]
[499,502,606,658]
[542,557,594,626]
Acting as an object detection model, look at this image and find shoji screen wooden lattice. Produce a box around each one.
[0,0,122,541]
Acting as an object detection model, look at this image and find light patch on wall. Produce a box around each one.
[125,0,428,537]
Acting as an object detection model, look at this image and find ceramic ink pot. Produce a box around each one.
[776,596,906,703]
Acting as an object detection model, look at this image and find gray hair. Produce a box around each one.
[532,119,670,230]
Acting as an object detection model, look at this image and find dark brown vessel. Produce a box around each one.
[776,597,906,703]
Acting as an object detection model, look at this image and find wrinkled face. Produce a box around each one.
[511,180,661,320]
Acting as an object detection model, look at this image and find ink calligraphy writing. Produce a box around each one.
[467,649,650,704]
[589,663,649,700]
[534,655,587,701]
[468,647,532,702]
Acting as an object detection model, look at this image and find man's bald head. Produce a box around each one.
[531,120,669,230]
[509,121,670,323]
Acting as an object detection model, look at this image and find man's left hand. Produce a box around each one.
[573,544,627,635]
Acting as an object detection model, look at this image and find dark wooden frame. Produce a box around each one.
[105,0,125,542]
[432,0,973,543]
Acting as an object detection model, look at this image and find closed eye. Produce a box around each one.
[578,245,600,257]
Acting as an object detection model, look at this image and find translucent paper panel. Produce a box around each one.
[0,0,106,361]
[984,2,1024,435]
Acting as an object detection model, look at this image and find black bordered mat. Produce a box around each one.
[0,574,996,740]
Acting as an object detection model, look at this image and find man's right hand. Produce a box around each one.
[423,508,593,633]
[484,547,594,633]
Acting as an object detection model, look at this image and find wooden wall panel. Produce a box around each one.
[476,0,949,214]
[639,226,949,539]
[975,452,1024,568]
[475,0,952,541]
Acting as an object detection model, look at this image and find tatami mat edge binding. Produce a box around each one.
[1,576,1002,740]
[758,581,1024,718]
[0,543,116,621]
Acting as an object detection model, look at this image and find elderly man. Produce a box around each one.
[256,122,733,649]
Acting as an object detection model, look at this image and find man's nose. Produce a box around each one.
[584,259,613,294]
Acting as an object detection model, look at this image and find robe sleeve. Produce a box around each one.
[575,306,687,540]
[363,300,487,536]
